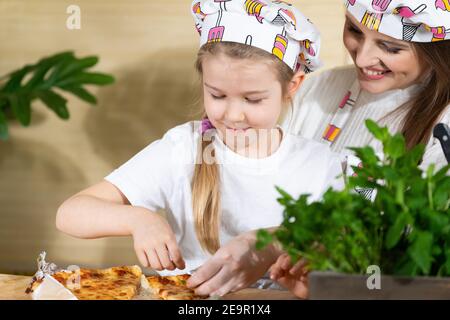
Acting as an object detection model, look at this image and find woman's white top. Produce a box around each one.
[282,65,450,171]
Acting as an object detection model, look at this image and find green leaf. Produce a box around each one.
[256,229,273,250]
[432,165,450,182]
[24,62,55,90]
[37,90,69,119]
[405,144,425,166]
[0,110,8,140]
[385,212,408,249]
[9,94,31,126]
[43,53,82,86]
[56,56,99,80]
[382,166,400,181]
[394,259,418,276]
[0,51,115,140]
[394,179,406,207]
[59,85,97,104]
[349,146,380,166]
[275,186,293,199]
[1,65,34,93]
[444,249,450,275]
[408,231,433,275]
[434,185,450,210]
[384,134,406,160]
[365,119,388,142]
[426,164,436,179]
[56,72,115,87]
[38,51,74,64]
[24,52,75,89]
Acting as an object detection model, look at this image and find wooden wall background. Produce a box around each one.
[0,0,347,275]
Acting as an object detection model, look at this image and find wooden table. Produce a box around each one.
[0,274,298,300]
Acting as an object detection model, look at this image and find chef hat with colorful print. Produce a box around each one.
[191,0,322,73]
[345,0,450,42]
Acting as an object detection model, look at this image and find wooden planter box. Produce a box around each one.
[308,271,450,299]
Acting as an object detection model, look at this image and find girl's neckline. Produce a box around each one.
[211,125,290,169]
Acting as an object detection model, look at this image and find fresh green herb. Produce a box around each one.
[257,120,450,276]
[0,51,115,140]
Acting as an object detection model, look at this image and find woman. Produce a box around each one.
[283,0,450,172]
[187,0,450,298]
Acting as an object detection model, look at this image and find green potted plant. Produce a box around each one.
[257,120,450,299]
[0,51,115,140]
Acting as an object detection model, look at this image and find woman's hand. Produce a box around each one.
[270,253,309,299]
[186,230,281,297]
[129,210,185,271]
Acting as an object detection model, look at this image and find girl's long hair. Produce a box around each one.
[192,42,294,254]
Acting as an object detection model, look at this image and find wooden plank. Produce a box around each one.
[0,275,32,300]
[0,274,297,300]
[309,271,450,300]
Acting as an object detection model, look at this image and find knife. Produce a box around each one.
[433,123,450,164]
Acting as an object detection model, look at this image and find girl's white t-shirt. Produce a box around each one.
[104,121,344,275]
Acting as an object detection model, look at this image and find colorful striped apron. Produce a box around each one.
[322,79,361,146]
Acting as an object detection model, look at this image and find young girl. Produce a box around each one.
[56,0,343,297]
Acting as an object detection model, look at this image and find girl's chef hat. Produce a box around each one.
[345,0,450,42]
[191,0,322,73]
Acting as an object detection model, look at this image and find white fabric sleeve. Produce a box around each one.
[324,152,346,192]
[104,124,195,212]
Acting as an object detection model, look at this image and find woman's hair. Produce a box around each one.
[192,42,294,254]
[399,40,450,150]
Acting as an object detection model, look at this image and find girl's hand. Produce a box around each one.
[270,253,309,299]
[129,210,185,271]
[186,231,280,297]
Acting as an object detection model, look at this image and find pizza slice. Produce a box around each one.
[145,274,207,300]
[26,265,142,300]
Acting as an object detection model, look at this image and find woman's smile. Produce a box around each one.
[359,66,392,81]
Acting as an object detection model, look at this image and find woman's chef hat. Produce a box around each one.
[345,0,450,42]
[191,0,322,73]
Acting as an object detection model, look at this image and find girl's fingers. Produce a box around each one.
[270,254,289,280]
[156,246,175,270]
[272,265,290,281]
[280,254,292,271]
[210,276,241,297]
[187,258,222,289]
[289,259,308,277]
[195,266,232,297]
[270,266,281,280]
[146,249,163,271]
[274,275,296,292]
[167,241,185,270]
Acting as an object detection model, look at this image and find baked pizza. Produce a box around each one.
[26,265,142,300]
[144,274,208,300]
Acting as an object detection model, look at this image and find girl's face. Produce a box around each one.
[343,13,428,94]
[202,53,302,155]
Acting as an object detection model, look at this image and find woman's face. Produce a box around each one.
[343,13,428,94]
